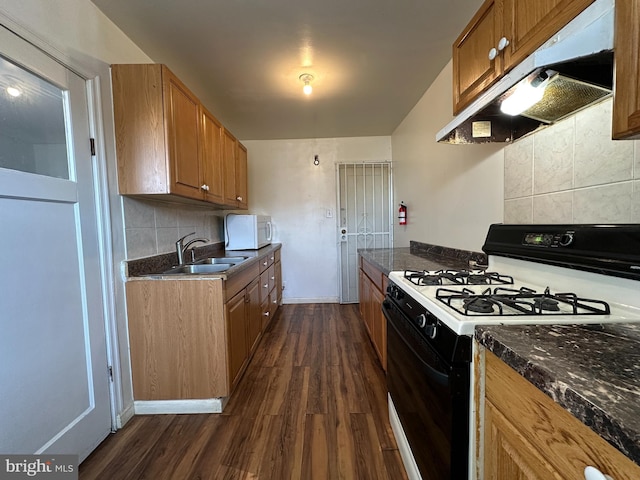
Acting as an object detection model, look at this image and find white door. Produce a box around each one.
[0,26,111,461]
[337,163,392,303]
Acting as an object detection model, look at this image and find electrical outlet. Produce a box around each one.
[282,281,286,290]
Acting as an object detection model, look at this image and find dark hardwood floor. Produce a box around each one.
[80,304,408,479]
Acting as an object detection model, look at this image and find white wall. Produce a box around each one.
[391,61,504,252]
[0,0,152,426]
[243,137,391,303]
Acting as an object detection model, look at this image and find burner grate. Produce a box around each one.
[404,269,514,287]
[436,286,611,316]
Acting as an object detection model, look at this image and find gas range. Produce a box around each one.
[387,224,640,336]
[384,224,640,480]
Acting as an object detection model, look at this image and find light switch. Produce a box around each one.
[326,209,333,218]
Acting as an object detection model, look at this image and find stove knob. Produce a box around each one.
[392,288,404,301]
[559,232,574,247]
[424,323,437,339]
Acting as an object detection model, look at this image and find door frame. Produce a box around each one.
[335,161,393,304]
[0,15,123,430]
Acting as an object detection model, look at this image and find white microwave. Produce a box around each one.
[225,214,272,250]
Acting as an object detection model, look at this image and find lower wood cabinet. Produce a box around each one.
[125,247,282,403]
[358,256,387,370]
[481,349,640,479]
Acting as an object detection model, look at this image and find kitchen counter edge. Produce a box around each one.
[475,323,640,467]
[124,243,282,281]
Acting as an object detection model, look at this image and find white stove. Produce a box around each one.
[384,224,640,480]
[388,255,640,336]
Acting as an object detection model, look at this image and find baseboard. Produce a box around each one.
[133,398,227,415]
[282,297,339,304]
[116,402,135,429]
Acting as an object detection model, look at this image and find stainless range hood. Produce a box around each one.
[437,0,615,144]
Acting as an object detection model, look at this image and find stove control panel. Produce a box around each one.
[523,231,574,248]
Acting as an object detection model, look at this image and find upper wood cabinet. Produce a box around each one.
[453,0,594,114]
[112,63,248,207]
[200,107,225,204]
[613,0,640,139]
[222,128,238,207]
[236,143,248,210]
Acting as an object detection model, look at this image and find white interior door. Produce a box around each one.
[337,163,392,303]
[0,26,111,461]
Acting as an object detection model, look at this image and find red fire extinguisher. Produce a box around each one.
[398,202,407,225]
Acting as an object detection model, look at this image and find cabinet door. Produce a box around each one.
[200,107,225,204]
[226,290,248,389]
[236,142,248,209]
[501,0,595,70]
[613,0,640,139]
[222,129,238,207]
[372,286,387,371]
[453,0,502,114]
[246,279,262,353]
[163,67,202,199]
[484,400,563,479]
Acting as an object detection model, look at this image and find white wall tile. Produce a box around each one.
[155,204,179,228]
[633,181,640,222]
[125,228,157,259]
[573,182,633,223]
[574,100,634,188]
[504,198,533,223]
[533,192,572,224]
[533,119,574,194]
[123,197,155,228]
[156,227,180,254]
[635,141,640,179]
[504,135,533,199]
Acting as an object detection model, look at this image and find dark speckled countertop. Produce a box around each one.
[476,323,640,467]
[358,240,487,275]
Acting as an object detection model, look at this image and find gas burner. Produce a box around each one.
[435,285,611,317]
[463,297,495,314]
[404,269,514,287]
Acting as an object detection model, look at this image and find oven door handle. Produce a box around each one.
[382,302,450,387]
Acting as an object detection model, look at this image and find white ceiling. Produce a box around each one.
[91,0,483,140]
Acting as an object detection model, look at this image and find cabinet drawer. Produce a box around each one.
[485,351,640,479]
[361,257,384,292]
[225,261,260,301]
[259,253,273,273]
[259,268,272,303]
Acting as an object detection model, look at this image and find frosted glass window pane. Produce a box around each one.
[0,55,69,179]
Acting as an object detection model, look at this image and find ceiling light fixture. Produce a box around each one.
[500,70,551,116]
[6,86,22,97]
[299,73,313,95]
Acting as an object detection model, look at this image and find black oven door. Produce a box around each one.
[383,298,469,480]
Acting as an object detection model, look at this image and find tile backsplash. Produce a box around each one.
[504,99,640,224]
[123,197,224,259]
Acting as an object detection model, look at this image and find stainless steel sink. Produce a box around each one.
[162,263,233,275]
[195,256,249,265]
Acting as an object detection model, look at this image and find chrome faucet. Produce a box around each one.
[175,232,209,265]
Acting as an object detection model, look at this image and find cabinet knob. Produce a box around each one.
[488,47,498,61]
[263,283,269,288]
[263,311,270,317]
[237,196,243,201]
[263,261,268,266]
[584,466,614,480]
[272,299,277,304]
[271,276,275,280]
[497,36,510,51]
[200,184,209,191]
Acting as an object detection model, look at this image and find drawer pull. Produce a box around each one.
[263,311,270,317]
[497,36,510,51]
[488,47,498,60]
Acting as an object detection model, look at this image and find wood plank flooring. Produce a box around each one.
[80,304,408,479]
